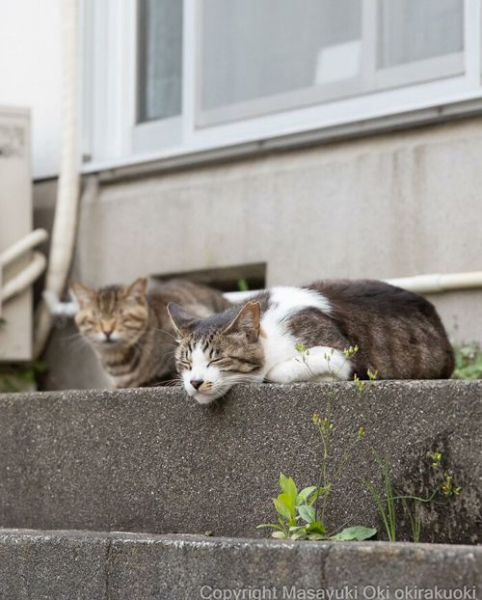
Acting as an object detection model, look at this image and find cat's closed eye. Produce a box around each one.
[207,357,225,366]
[78,317,96,329]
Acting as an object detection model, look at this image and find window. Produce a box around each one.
[137,0,183,123]
[378,0,463,68]
[83,0,478,170]
[375,0,464,87]
[198,0,464,125]
[200,0,363,123]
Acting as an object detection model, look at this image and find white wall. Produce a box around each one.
[0,0,61,179]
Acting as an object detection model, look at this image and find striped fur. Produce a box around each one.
[72,278,230,388]
[169,280,454,404]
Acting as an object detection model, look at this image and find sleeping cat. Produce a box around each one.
[71,278,230,388]
[168,279,454,404]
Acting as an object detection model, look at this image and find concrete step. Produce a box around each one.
[0,381,481,543]
[0,529,481,600]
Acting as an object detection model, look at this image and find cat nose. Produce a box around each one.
[190,379,204,390]
[101,323,115,337]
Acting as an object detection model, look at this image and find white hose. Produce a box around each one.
[33,0,79,358]
[1,252,47,303]
[0,229,48,268]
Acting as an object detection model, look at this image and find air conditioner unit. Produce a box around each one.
[0,106,37,361]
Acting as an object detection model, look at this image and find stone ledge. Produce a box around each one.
[0,529,481,600]
[0,381,481,542]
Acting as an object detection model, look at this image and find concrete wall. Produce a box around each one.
[1,382,481,543]
[0,0,61,179]
[74,118,482,288]
[35,116,482,388]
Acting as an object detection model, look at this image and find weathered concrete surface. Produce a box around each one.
[0,529,481,600]
[0,382,481,543]
[0,529,107,599]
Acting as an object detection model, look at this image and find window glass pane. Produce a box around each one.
[137,0,183,123]
[378,0,463,69]
[201,0,362,111]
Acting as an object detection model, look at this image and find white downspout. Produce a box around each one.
[33,0,80,358]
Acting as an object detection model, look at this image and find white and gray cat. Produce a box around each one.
[168,280,454,404]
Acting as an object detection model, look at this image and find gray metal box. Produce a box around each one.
[0,107,33,361]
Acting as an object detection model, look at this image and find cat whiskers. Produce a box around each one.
[211,374,258,391]
[151,328,179,343]
[161,349,179,362]
[62,331,86,341]
[146,373,183,388]
[162,377,184,388]
[63,331,90,351]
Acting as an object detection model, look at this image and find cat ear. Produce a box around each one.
[70,282,95,309]
[224,301,261,340]
[167,302,199,337]
[123,277,148,304]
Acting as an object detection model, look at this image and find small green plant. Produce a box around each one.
[365,450,462,542]
[430,450,442,468]
[294,342,310,364]
[257,474,324,540]
[0,361,47,393]
[400,495,422,543]
[0,320,47,392]
[353,373,366,395]
[237,278,249,292]
[258,411,376,542]
[342,345,380,394]
[343,345,359,359]
[257,473,376,541]
[294,343,377,389]
[364,455,397,541]
[453,343,482,379]
[294,342,318,379]
[312,410,366,523]
[440,470,461,497]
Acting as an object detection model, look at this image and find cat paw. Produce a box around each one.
[265,364,296,384]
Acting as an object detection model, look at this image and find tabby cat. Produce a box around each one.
[72,278,230,388]
[168,279,454,404]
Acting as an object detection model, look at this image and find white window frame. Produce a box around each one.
[195,0,465,127]
[82,0,482,174]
